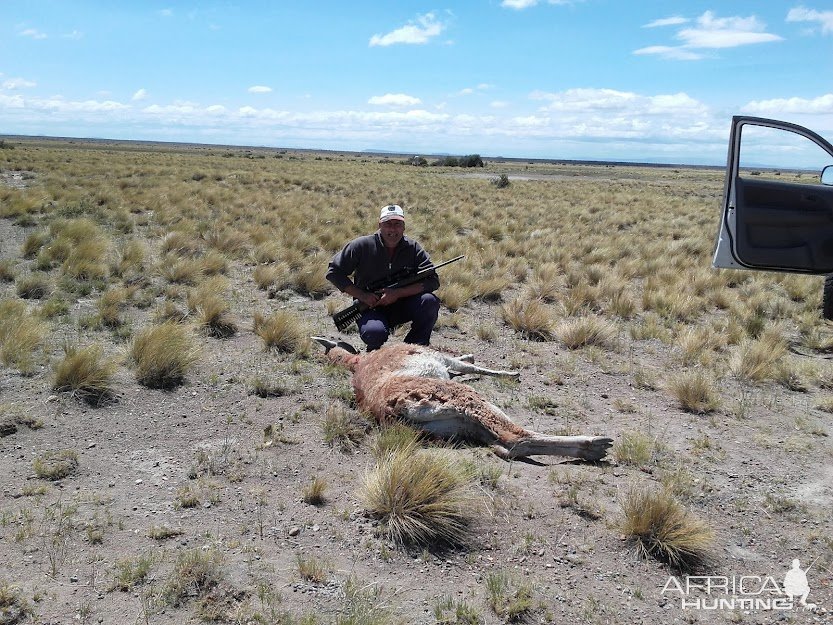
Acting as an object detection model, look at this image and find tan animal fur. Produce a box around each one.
[313,338,612,462]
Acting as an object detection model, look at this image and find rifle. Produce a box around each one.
[332,255,465,331]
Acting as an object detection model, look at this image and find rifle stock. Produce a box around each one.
[331,255,464,331]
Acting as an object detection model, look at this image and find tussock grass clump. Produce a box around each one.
[301,476,327,505]
[485,570,535,622]
[253,263,291,291]
[667,369,720,414]
[157,255,204,285]
[188,288,237,338]
[371,422,423,460]
[112,553,155,591]
[297,554,329,583]
[129,322,199,388]
[338,577,393,625]
[434,595,482,625]
[113,239,146,278]
[675,325,725,366]
[0,579,32,624]
[33,449,79,480]
[154,300,189,324]
[292,263,332,299]
[322,403,368,451]
[620,485,715,571]
[0,259,16,283]
[16,272,52,299]
[437,283,475,311]
[501,298,553,340]
[253,311,309,354]
[0,299,47,373]
[248,376,289,398]
[474,274,510,302]
[555,315,617,349]
[728,330,787,381]
[148,525,184,540]
[608,289,638,319]
[613,431,663,466]
[162,548,225,607]
[62,238,109,281]
[198,251,228,276]
[202,227,248,257]
[22,231,49,258]
[251,241,283,265]
[98,287,131,327]
[161,231,204,258]
[53,344,118,404]
[360,442,478,546]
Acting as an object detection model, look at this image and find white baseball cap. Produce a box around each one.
[379,204,405,223]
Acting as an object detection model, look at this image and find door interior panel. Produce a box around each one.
[734,177,833,271]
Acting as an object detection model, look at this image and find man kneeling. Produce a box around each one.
[325,204,440,351]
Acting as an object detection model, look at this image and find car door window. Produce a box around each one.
[739,124,832,185]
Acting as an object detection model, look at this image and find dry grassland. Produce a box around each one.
[0,138,831,624]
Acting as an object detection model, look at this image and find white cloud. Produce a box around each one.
[132,89,148,101]
[491,101,510,109]
[369,12,445,46]
[787,7,833,35]
[633,45,703,60]
[501,0,580,8]
[2,78,37,90]
[741,94,833,115]
[159,9,173,17]
[248,85,273,94]
[643,17,688,28]
[528,88,712,140]
[456,84,493,97]
[635,10,782,59]
[0,94,25,108]
[62,30,84,40]
[33,97,129,113]
[19,28,47,40]
[0,87,734,163]
[368,93,421,107]
[677,11,782,48]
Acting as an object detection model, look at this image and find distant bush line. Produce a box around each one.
[406,154,484,168]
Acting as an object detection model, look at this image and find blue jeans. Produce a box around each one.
[358,293,440,350]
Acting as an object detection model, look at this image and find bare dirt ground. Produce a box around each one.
[1,162,832,625]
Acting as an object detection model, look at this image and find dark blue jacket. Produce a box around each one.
[326,231,439,293]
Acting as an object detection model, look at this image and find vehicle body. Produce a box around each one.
[712,116,833,316]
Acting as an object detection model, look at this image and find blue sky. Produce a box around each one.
[2,1,832,164]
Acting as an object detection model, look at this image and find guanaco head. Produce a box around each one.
[311,336,361,370]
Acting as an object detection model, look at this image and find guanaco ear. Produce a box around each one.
[336,340,359,354]
[311,336,337,352]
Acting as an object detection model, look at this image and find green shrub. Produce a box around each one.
[492,173,511,188]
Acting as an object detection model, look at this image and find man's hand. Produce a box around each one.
[357,290,381,308]
[376,288,401,307]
